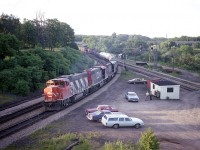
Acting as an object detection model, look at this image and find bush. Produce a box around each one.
[138,128,159,150]
[104,140,134,150]
[14,79,30,96]
[40,133,91,150]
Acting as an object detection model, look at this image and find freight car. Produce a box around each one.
[43,58,118,110]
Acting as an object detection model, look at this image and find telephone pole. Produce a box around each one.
[152,45,158,69]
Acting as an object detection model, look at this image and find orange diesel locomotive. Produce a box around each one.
[43,60,118,110]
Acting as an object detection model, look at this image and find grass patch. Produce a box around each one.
[40,133,90,150]
[0,94,16,105]
[5,132,95,150]
[4,129,101,150]
[44,47,64,51]
[168,72,180,77]
[120,70,136,81]
[103,140,135,150]
[4,126,159,150]
[30,126,56,139]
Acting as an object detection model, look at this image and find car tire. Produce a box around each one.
[113,124,119,129]
[135,123,140,129]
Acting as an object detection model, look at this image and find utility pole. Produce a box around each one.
[152,45,158,69]
[171,46,176,72]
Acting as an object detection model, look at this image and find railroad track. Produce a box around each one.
[0,55,114,140]
[0,80,112,140]
[0,95,42,111]
[0,95,87,139]
[0,102,46,139]
[117,60,200,91]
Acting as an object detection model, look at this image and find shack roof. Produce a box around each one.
[151,80,179,86]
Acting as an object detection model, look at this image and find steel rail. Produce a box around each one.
[0,55,116,140]
[118,60,200,91]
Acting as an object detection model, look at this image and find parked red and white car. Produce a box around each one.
[85,105,118,115]
[87,110,124,122]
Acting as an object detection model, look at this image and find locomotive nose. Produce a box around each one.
[47,91,53,97]
[44,87,57,101]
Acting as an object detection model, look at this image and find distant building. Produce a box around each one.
[150,80,180,100]
[76,42,89,52]
[175,41,200,46]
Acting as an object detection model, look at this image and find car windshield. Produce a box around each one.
[128,92,136,96]
[131,78,139,81]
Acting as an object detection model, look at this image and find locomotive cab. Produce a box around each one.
[44,78,71,102]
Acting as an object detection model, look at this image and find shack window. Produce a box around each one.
[167,87,173,93]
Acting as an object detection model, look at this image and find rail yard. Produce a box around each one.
[0,55,200,149]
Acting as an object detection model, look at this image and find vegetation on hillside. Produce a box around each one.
[0,13,93,99]
[0,47,93,97]
[6,128,159,150]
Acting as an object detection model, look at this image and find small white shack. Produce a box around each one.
[150,80,180,100]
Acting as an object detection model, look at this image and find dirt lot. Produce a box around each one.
[44,70,200,150]
[61,80,200,150]
[5,69,200,150]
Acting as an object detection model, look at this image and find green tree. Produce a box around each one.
[83,36,98,49]
[46,19,62,50]
[21,19,37,48]
[178,45,193,55]
[14,79,30,96]
[0,69,13,92]
[194,53,200,71]
[0,33,20,59]
[45,19,75,50]
[0,13,21,38]
[59,22,75,47]
[138,128,159,150]
[15,51,43,68]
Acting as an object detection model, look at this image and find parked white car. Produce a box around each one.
[101,114,144,129]
[125,92,139,102]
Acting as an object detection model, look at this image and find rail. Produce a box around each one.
[117,60,200,91]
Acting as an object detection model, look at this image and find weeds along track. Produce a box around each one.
[118,60,200,91]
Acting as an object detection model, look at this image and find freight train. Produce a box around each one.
[43,53,118,110]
